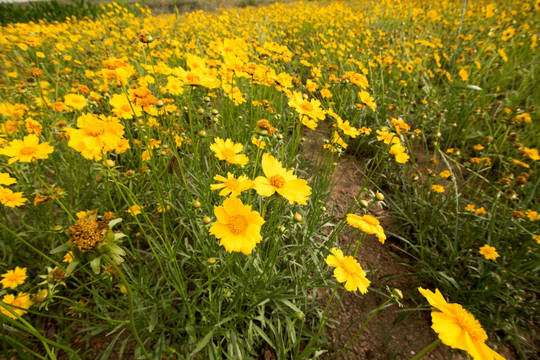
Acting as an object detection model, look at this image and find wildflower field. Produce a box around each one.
[0,0,538,358]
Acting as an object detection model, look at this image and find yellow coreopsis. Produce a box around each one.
[1,267,27,289]
[210,173,254,197]
[66,113,126,161]
[210,138,249,166]
[326,248,370,293]
[209,197,265,255]
[1,293,32,319]
[0,134,54,165]
[253,153,312,205]
[346,214,386,244]
[418,288,505,360]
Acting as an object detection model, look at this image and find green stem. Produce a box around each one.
[103,255,152,360]
[0,302,79,359]
[410,339,442,360]
[330,298,392,359]
[298,284,339,358]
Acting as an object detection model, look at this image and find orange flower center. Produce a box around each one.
[19,146,37,156]
[228,215,248,235]
[300,102,314,112]
[186,74,200,83]
[269,175,286,189]
[85,124,105,137]
[225,178,239,190]
[221,148,236,161]
[121,105,132,113]
[449,303,488,342]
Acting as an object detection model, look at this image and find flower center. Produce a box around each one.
[20,146,37,156]
[449,303,488,342]
[228,215,248,235]
[300,102,314,112]
[121,105,132,113]
[225,178,239,190]
[85,124,105,137]
[186,74,200,83]
[269,175,286,189]
[68,218,109,251]
[221,148,236,161]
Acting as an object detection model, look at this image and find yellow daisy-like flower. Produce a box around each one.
[439,170,451,178]
[325,248,370,293]
[376,128,399,145]
[418,288,505,360]
[0,134,54,165]
[210,138,249,166]
[109,93,142,119]
[209,197,265,255]
[358,91,377,111]
[1,267,27,289]
[64,94,87,111]
[66,113,126,161]
[251,137,266,149]
[1,293,32,319]
[288,91,326,122]
[346,214,386,244]
[63,251,74,263]
[253,153,312,205]
[210,172,254,197]
[432,185,445,193]
[479,245,500,260]
[0,188,27,207]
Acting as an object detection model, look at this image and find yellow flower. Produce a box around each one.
[209,196,265,255]
[287,91,326,122]
[432,185,445,193]
[358,91,376,111]
[389,144,409,163]
[109,93,142,119]
[64,94,87,111]
[346,214,386,244]
[376,128,399,144]
[210,138,249,166]
[63,251,74,263]
[475,207,487,216]
[439,170,451,178]
[526,210,539,221]
[1,267,27,289]
[465,204,476,212]
[501,26,516,41]
[66,113,126,161]
[325,248,370,293]
[211,173,254,197]
[0,188,27,207]
[253,153,312,205]
[459,68,469,82]
[1,293,32,319]
[251,137,266,149]
[126,205,142,216]
[0,134,54,165]
[418,288,505,360]
[479,245,500,260]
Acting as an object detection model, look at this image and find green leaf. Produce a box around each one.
[190,329,215,356]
